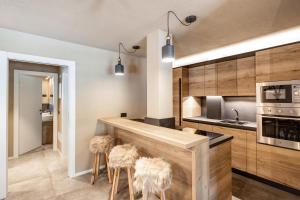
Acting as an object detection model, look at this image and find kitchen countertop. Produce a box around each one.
[183,116,257,131]
[98,117,209,149]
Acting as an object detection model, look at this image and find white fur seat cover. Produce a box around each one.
[133,157,172,194]
[108,144,139,168]
[89,135,114,154]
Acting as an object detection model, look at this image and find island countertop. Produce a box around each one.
[98,117,208,149]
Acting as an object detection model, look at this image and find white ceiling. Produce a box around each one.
[0,0,300,58]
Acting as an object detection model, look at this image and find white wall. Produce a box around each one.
[0,28,147,173]
[146,30,173,119]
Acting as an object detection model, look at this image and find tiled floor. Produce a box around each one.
[232,173,299,200]
[7,146,299,200]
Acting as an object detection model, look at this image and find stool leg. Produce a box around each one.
[105,153,112,184]
[110,168,120,200]
[142,189,148,200]
[90,153,97,184]
[127,167,134,200]
[95,152,100,177]
[160,191,166,200]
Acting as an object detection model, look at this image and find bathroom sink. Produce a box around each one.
[219,119,247,125]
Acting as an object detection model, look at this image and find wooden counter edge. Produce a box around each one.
[98,117,209,149]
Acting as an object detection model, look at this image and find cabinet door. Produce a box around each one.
[246,131,257,175]
[256,43,300,82]
[257,144,300,190]
[237,56,256,96]
[212,126,247,171]
[189,66,205,96]
[204,64,217,96]
[217,60,237,96]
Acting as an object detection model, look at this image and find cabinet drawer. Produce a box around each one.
[181,121,198,129]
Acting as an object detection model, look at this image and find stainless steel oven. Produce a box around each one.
[257,80,300,107]
[257,81,300,150]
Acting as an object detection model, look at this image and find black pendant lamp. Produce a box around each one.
[115,42,140,75]
[162,11,197,63]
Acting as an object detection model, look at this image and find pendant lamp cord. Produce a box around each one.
[167,10,192,38]
[118,42,137,60]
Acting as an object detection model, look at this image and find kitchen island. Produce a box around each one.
[99,117,233,200]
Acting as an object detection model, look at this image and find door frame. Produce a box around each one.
[13,70,59,158]
[0,51,76,199]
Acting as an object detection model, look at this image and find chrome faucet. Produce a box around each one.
[232,108,239,122]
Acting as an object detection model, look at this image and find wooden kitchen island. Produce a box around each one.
[99,117,210,200]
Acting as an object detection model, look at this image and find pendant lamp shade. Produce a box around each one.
[162,37,175,63]
[162,11,196,63]
[115,59,124,76]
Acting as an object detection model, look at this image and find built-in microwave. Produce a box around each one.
[257,80,300,107]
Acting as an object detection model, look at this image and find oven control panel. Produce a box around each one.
[257,106,300,117]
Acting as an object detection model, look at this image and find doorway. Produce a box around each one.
[13,70,59,157]
[0,51,76,199]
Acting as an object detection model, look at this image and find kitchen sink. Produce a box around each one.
[219,119,248,125]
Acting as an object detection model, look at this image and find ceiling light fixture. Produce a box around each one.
[162,11,197,63]
[115,42,140,76]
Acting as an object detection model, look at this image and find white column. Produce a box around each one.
[146,30,173,119]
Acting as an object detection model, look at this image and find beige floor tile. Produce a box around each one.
[8,176,56,200]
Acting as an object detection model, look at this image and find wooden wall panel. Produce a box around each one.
[114,128,193,200]
[237,56,256,96]
[209,141,232,200]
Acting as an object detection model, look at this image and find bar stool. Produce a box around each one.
[89,135,114,184]
[109,144,139,200]
[133,157,172,200]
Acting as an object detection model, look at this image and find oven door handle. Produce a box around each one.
[261,115,300,121]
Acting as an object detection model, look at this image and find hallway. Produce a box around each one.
[7,146,111,200]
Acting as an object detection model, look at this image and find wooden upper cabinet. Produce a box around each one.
[189,66,205,96]
[217,60,237,96]
[256,43,300,82]
[237,56,256,96]
[204,64,217,96]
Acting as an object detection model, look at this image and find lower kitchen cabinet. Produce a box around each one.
[181,121,199,129]
[212,126,247,171]
[257,144,300,190]
[246,131,257,175]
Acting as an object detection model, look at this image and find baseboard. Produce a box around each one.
[74,164,106,177]
[8,156,17,160]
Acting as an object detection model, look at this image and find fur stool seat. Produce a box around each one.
[109,144,139,200]
[89,135,114,185]
[134,157,172,200]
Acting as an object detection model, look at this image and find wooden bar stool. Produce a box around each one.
[89,135,114,184]
[109,144,139,200]
[133,157,172,200]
